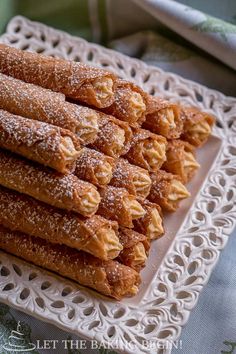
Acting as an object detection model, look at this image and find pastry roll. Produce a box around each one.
[149,170,190,212]
[90,112,132,158]
[0,73,99,144]
[0,186,121,260]
[102,79,147,126]
[0,150,100,217]
[75,148,116,187]
[134,200,164,240]
[0,226,140,299]
[118,228,150,272]
[98,186,146,228]
[162,140,200,183]
[181,106,215,147]
[143,96,183,139]
[125,128,167,171]
[110,158,151,199]
[0,110,81,174]
[0,44,116,108]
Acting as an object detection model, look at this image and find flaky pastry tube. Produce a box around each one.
[98,186,146,228]
[110,158,151,199]
[162,140,200,183]
[0,150,100,217]
[143,96,183,139]
[125,128,167,171]
[0,186,121,260]
[0,226,140,299]
[0,73,98,145]
[148,170,190,212]
[134,199,164,240]
[118,228,150,272]
[0,44,116,108]
[0,109,81,174]
[75,148,116,187]
[180,106,215,147]
[102,79,148,126]
[90,112,133,158]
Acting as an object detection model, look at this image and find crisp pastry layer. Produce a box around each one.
[110,158,151,199]
[0,109,81,174]
[163,139,200,183]
[0,226,140,299]
[0,43,116,108]
[134,199,164,240]
[149,170,190,211]
[125,128,167,171]
[118,228,150,271]
[0,73,99,145]
[98,186,146,228]
[75,148,115,187]
[144,96,183,139]
[0,150,100,217]
[0,186,121,260]
[102,79,148,126]
[90,112,133,158]
[180,106,215,147]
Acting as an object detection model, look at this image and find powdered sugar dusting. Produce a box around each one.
[75,147,115,185]
[0,109,81,173]
[0,150,98,215]
[0,44,116,107]
[0,186,116,256]
[0,73,99,142]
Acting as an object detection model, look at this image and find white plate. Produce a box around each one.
[0,16,236,354]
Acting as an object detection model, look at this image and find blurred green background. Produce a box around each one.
[0,0,92,38]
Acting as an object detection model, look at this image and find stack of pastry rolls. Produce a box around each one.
[0,44,214,299]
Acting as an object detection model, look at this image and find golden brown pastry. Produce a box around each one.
[102,79,148,126]
[181,106,215,147]
[118,228,150,272]
[0,109,81,174]
[98,186,146,228]
[0,186,121,260]
[134,199,164,240]
[0,226,140,299]
[125,128,167,171]
[110,158,151,199]
[143,96,183,139]
[149,170,190,211]
[75,148,116,187]
[90,112,133,158]
[0,150,100,217]
[0,44,116,108]
[0,73,99,145]
[162,140,200,183]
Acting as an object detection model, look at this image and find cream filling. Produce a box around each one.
[131,242,147,266]
[77,112,99,144]
[188,120,211,140]
[113,127,125,156]
[95,161,113,185]
[133,171,151,197]
[169,179,190,202]
[129,92,146,119]
[143,140,166,169]
[81,188,101,215]
[160,108,176,129]
[124,197,146,220]
[96,227,123,259]
[147,208,164,240]
[183,151,200,174]
[60,136,80,161]
[93,77,113,101]
[129,285,139,296]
